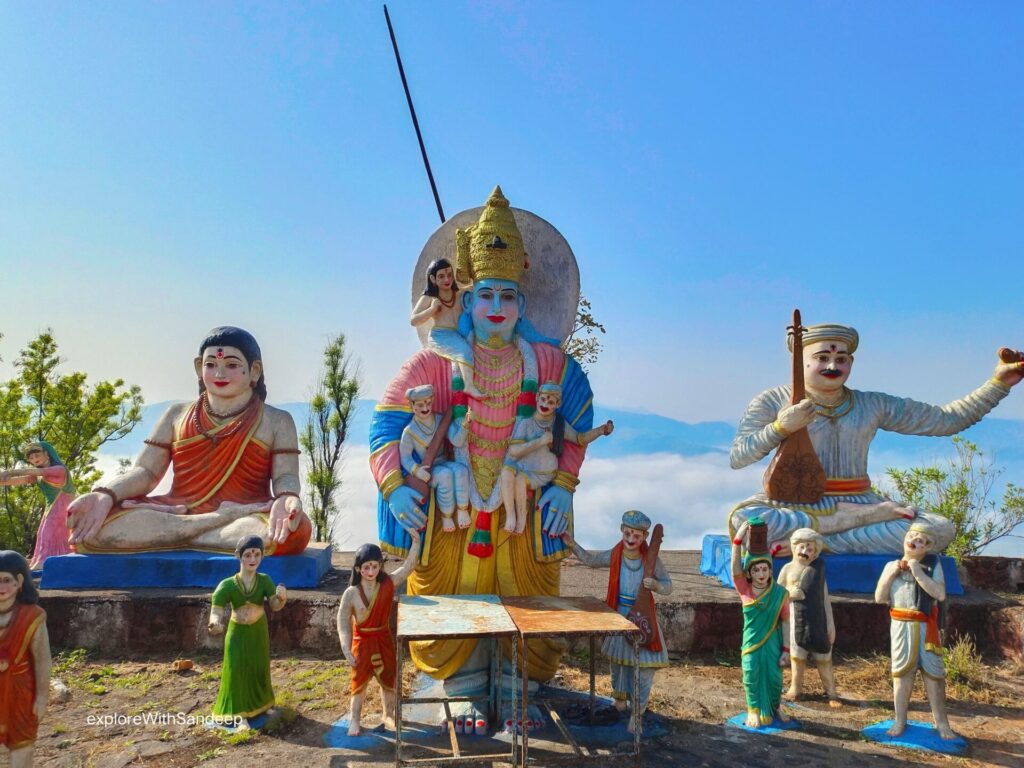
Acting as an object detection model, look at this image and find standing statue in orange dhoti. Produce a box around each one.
[67,327,312,555]
[337,530,421,736]
[370,186,594,733]
[0,551,51,768]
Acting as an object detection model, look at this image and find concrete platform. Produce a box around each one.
[38,551,1024,659]
[39,543,333,589]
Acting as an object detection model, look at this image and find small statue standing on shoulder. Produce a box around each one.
[0,550,51,768]
[502,382,613,535]
[400,385,472,532]
[410,258,482,398]
[0,442,75,569]
[731,518,791,729]
[562,510,671,734]
[337,530,422,736]
[777,528,840,706]
[875,522,958,740]
[208,535,287,725]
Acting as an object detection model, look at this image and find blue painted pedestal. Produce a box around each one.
[862,720,968,755]
[40,543,332,589]
[699,535,963,595]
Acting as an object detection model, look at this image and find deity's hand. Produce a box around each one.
[268,495,303,544]
[276,585,287,601]
[543,432,554,447]
[343,649,356,666]
[827,627,835,645]
[776,399,816,433]
[603,420,615,436]
[779,651,791,668]
[430,297,443,314]
[787,585,806,601]
[559,531,575,548]
[993,355,1024,387]
[208,619,225,636]
[642,577,659,593]
[463,409,474,425]
[415,467,432,483]
[387,485,428,533]
[67,492,114,545]
[34,694,47,719]
[539,486,573,538]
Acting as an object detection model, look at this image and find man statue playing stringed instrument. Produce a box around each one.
[729,324,1024,556]
[562,510,671,735]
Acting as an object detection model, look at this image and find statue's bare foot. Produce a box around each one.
[614,699,628,713]
[463,383,484,399]
[347,720,362,736]
[627,714,642,735]
[827,698,842,709]
[836,500,915,526]
[456,508,472,529]
[745,711,762,728]
[515,515,528,535]
[216,500,271,520]
[471,702,488,735]
[937,724,959,740]
[382,714,395,731]
[121,500,190,515]
[885,722,906,738]
[783,687,800,701]
[441,516,456,533]
[503,515,518,534]
[775,706,790,723]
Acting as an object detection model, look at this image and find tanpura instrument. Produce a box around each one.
[626,523,664,648]
[762,309,827,504]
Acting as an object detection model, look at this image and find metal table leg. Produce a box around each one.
[521,635,529,768]
[396,638,404,768]
[589,635,596,725]
[632,635,640,767]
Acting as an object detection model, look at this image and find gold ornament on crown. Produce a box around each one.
[456,185,529,285]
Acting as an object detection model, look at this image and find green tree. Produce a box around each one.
[0,331,143,553]
[299,334,361,544]
[884,437,1024,562]
[562,292,606,372]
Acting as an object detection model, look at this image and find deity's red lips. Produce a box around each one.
[213,381,230,387]
[486,315,505,323]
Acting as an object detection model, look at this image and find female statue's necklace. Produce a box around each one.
[437,290,456,308]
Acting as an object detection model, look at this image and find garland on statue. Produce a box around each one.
[451,333,538,558]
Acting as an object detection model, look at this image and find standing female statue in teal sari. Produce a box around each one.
[731,519,791,729]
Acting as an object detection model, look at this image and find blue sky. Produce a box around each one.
[2,1,1022,424]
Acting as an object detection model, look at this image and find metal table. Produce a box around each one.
[502,595,642,767]
[395,594,520,767]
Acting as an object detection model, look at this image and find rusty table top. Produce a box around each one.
[501,595,641,638]
[396,593,519,641]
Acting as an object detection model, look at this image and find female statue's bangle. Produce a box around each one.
[732,537,743,546]
[552,470,580,493]
[92,486,119,506]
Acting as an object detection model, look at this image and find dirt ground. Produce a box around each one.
[30,648,1024,768]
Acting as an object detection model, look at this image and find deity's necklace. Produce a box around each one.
[437,290,456,309]
[807,388,854,420]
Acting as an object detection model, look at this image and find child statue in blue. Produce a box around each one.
[0,441,75,569]
[562,510,672,734]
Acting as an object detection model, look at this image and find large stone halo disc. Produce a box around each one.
[411,206,581,347]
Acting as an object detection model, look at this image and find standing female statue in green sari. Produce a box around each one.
[731,519,791,729]
[208,535,287,724]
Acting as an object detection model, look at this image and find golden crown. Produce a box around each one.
[456,186,528,285]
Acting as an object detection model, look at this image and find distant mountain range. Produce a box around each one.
[100,399,1024,472]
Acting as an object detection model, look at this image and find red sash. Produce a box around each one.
[351,576,397,693]
[606,542,662,652]
[0,604,45,748]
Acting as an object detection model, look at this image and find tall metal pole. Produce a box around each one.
[384,4,446,224]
